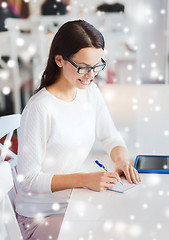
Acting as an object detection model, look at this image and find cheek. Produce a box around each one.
[63,65,79,80]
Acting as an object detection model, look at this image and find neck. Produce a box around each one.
[46,77,77,102]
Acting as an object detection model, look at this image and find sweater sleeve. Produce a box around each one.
[17,100,54,193]
[93,83,127,156]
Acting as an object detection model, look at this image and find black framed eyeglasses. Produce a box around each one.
[64,56,106,74]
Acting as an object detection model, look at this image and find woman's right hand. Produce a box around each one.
[83,172,121,192]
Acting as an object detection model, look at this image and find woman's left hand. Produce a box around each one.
[115,161,141,184]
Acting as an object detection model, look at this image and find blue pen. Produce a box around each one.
[95,160,123,185]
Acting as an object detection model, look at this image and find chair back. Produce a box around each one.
[0,114,21,206]
[0,161,23,240]
[0,114,22,239]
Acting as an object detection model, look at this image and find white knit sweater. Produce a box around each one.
[15,82,126,217]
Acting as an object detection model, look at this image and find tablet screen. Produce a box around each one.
[136,156,169,170]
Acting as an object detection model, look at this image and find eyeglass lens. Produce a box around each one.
[78,65,105,74]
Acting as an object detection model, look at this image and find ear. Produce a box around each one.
[55,55,64,68]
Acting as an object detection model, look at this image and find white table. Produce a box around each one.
[58,161,169,240]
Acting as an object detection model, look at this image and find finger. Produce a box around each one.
[99,183,107,191]
[107,177,118,185]
[133,168,141,183]
[104,183,115,190]
[108,172,121,181]
[129,167,137,183]
[133,168,140,183]
[98,187,105,192]
[123,166,132,183]
[108,183,115,189]
[132,167,141,183]
[138,173,141,182]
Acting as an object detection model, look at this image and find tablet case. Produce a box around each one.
[134,155,169,173]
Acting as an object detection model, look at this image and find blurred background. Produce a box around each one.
[0,0,169,160]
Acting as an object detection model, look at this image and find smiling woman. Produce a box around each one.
[35,20,105,93]
[15,20,141,240]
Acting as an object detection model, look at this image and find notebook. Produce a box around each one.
[108,178,140,193]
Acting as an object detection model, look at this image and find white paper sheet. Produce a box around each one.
[108,178,140,193]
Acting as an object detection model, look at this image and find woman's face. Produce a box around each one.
[59,47,104,89]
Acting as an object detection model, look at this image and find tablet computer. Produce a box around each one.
[134,155,169,173]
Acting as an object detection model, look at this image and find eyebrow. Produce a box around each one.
[74,60,101,67]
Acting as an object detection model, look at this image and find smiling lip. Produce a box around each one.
[78,79,91,86]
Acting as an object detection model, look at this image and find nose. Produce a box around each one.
[85,69,95,79]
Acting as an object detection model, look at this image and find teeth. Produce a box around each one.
[79,79,90,85]
[80,80,89,83]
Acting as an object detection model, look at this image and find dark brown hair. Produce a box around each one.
[35,19,105,93]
